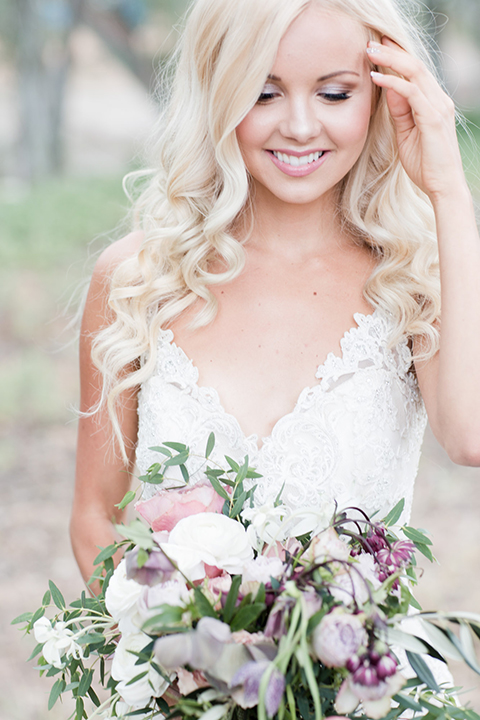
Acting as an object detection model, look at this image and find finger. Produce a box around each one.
[370,71,443,135]
[366,41,449,109]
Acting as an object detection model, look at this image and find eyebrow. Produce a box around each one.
[267,71,360,82]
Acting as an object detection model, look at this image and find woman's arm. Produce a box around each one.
[369,39,480,465]
[70,232,144,588]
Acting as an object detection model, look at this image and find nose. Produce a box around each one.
[280,95,322,144]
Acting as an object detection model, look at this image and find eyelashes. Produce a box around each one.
[256,90,352,103]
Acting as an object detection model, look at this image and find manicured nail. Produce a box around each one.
[366,46,382,55]
[370,71,383,77]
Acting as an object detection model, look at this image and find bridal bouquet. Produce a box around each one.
[14,435,480,720]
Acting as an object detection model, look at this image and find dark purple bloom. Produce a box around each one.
[376,653,398,680]
[125,547,175,586]
[377,540,415,570]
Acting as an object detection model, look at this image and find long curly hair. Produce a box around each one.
[92,0,442,458]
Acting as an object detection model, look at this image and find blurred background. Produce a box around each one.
[1,0,480,717]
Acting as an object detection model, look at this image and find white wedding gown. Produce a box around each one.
[136,309,426,524]
[136,308,456,711]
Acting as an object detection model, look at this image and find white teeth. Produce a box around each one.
[272,151,323,166]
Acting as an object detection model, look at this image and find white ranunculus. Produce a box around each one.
[111,631,170,708]
[105,559,143,634]
[160,513,253,581]
[33,618,83,669]
[242,503,334,548]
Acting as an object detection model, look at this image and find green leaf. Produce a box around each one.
[75,697,85,720]
[163,441,188,452]
[230,602,265,632]
[236,457,249,485]
[206,432,215,458]
[415,543,435,562]
[383,498,405,527]
[87,685,101,707]
[11,611,34,625]
[207,474,231,502]
[48,677,66,710]
[223,575,242,624]
[93,544,118,565]
[225,456,240,472]
[420,621,463,662]
[42,590,52,606]
[164,450,190,467]
[115,519,154,550]
[149,446,172,457]
[230,490,247,518]
[48,580,66,610]
[115,490,136,510]
[393,693,423,711]
[403,526,433,546]
[406,651,441,692]
[180,464,190,483]
[28,642,45,661]
[77,632,105,646]
[137,547,149,568]
[77,668,94,696]
[193,588,218,619]
[126,670,148,685]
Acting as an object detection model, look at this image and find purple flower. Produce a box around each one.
[377,540,415,580]
[265,596,295,639]
[312,609,367,667]
[230,660,285,717]
[125,547,176,586]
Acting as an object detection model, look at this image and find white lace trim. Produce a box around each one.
[136,310,426,526]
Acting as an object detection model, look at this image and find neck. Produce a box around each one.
[240,187,350,262]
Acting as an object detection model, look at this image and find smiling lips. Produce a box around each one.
[267,148,329,177]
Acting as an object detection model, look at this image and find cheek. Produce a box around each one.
[332,102,372,148]
[236,109,272,151]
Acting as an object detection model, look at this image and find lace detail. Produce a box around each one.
[136,310,427,524]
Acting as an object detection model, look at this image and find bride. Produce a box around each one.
[71,0,480,652]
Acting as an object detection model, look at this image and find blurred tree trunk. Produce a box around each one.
[16,0,84,181]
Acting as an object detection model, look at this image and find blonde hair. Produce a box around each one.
[93,0,442,457]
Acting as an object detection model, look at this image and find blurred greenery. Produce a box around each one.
[0,174,128,425]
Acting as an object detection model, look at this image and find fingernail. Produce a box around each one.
[366,46,382,55]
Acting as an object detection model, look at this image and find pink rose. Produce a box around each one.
[136,482,225,532]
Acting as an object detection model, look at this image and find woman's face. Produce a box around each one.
[236,4,374,211]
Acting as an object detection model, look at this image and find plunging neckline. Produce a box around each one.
[159,309,383,451]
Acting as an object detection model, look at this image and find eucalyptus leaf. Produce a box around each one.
[206,432,215,457]
[11,611,33,625]
[419,621,464,661]
[406,651,441,692]
[93,544,118,565]
[163,441,188,452]
[164,450,190,467]
[49,580,66,610]
[383,498,405,527]
[223,575,242,624]
[402,526,433,546]
[385,627,428,653]
[48,677,66,710]
[77,668,94,696]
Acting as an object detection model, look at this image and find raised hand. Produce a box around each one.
[367,38,466,203]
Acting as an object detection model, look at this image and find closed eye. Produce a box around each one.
[257,91,279,103]
[320,92,351,102]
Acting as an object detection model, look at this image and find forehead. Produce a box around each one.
[272,5,369,78]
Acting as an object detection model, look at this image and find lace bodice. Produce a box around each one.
[136,310,427,524]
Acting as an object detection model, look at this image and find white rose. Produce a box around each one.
[160,513,253,581]
[112,631,170,708]
[105,560,143,634]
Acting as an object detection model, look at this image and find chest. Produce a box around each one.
[168,254,374,439]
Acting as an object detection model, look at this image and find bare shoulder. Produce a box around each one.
[93,229,145,280]
[84,230,145,331]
